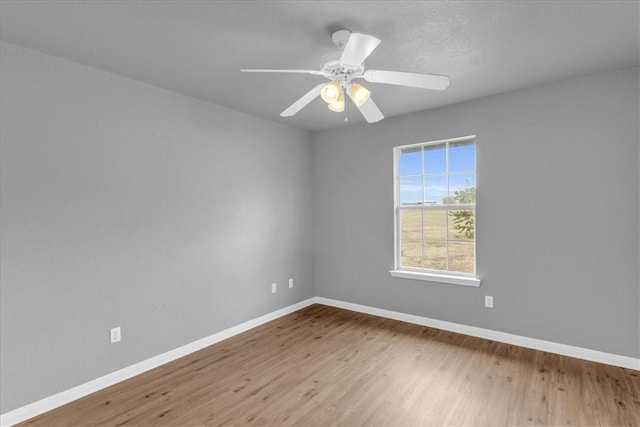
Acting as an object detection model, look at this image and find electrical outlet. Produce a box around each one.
[288,278,293,288]
[485,296,494,308]
[271,283,277,293]
[110,327,121,344]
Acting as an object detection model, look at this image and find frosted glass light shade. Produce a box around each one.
[320,81,341,103]
[347,83,371,106]
[328,92,345,112]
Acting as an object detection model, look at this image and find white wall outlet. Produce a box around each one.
[110,327,121,344]
[271,283,277,293]
[288,278,293,288]
[485,296,494,308]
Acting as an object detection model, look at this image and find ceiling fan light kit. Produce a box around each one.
[241,29,450,124]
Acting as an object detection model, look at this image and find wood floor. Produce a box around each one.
[20,304,639,426]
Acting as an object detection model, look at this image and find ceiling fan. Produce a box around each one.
[241,29,450,123]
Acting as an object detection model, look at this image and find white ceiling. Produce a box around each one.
[1,1,638,132]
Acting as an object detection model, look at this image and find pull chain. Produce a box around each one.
[344,87,348,124]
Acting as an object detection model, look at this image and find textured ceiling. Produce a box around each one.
[1,1,638,132]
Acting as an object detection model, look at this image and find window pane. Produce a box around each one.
[448,210,475,241]
[446,174,476,204]
[401,240,422,268]
[424,241,447,271]
[449,141,475,173]
[400,176,422,205]
[424,143,446,174]
[424,175,447,205]
[423,210,447,240]
[401,210,422,240]
[399,147,422,176]
[448,242,474,273]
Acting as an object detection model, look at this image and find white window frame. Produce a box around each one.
[389,135,481,287]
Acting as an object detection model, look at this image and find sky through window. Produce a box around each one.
[399,142,475,205]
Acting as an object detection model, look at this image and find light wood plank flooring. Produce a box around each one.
[20,304,639,426]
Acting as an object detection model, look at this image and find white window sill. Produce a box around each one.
[389,270,481,287]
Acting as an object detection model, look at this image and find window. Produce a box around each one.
[390,135,479,286]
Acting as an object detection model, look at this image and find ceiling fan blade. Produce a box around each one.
[280,83,326,117]
[348,94,384,123]
[363,70,450,90]
[339,33,381,66]
[241,69,324,75]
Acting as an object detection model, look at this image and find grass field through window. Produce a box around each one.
[400,210,474,273]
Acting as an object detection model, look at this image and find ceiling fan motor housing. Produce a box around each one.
[320,50,364,81]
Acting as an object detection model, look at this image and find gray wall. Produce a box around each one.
[313,67,639,359]
[0,42,314,413]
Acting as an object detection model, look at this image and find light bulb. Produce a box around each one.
[320,81,341,103]
[347,83,371,107]
[328,92,345,112]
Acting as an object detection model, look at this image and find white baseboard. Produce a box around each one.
[3,296,638,426]
[315,297,640,371]
[0,298,317,427]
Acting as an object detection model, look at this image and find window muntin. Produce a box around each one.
[394,136,476,276]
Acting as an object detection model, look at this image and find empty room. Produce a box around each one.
[1,1,638,426]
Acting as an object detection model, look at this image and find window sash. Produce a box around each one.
[395,206,476,275]
[393,135,476,277]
